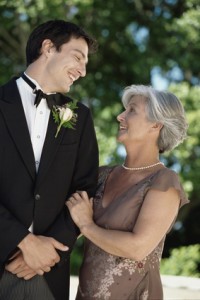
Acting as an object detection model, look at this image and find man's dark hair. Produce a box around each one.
[26,19,98,66]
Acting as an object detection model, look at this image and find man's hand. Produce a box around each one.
[18,234,69,275]
[6,251,37,280]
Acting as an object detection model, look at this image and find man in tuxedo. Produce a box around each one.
[0,20,99,300]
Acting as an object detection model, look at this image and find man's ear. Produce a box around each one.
[41,39,54,55]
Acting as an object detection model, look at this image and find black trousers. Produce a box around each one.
[0,271,55,300]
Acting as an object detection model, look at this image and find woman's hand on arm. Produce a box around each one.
[66,191,94,230]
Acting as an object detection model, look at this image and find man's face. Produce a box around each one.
[43,37,89,93]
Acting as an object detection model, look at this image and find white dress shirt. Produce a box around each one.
[16,74,50,231]
[16,75,50,172]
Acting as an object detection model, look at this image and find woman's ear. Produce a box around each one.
[151,122,163,131]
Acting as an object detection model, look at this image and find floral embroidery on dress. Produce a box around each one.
[142,290,149,300]
[79,242,163,299]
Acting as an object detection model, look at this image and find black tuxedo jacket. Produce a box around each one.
[0,78,99,299]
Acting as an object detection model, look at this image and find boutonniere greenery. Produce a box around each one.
[52,100,78,138]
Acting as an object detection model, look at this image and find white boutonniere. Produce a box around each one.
[52,100,78,138]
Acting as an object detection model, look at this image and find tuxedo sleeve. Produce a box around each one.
[70,107,99,197]
[0,202,30,265]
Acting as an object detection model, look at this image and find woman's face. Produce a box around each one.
[117,95,154,145]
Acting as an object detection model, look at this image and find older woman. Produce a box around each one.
[66,85,189,300]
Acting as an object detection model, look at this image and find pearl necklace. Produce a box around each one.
[122,161,164,171]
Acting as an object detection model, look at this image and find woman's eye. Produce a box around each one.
[75,56,81,61]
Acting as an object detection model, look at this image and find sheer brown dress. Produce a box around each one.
[76,166,189,300]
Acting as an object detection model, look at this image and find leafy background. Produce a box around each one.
[0,0,199,275]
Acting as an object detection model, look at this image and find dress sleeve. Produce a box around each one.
[94,166,113,204]
[147,168,189,208]
[98,166,112,186]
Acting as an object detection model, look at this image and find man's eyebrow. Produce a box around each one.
[73,49,88,63]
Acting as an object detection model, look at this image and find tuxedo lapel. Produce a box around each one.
[35,112,65,186]
[0,79,36,180]
[35,95,71,187]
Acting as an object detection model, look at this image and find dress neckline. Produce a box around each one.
[100,166,165,209]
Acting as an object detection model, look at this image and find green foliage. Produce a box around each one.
[94,102,124,166]
[166,83,200,202]
[70,236,84,275]
[161,83,200,251]
[95,126,118,166]
[161,244,200,277]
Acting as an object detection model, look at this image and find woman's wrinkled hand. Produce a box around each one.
[66,191,94,231]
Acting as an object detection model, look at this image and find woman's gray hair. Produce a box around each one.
[122,85,188,153]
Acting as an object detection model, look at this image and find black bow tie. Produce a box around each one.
[21,73,60,109]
